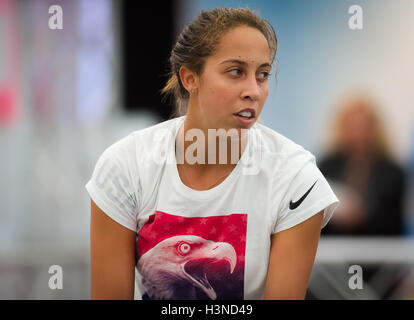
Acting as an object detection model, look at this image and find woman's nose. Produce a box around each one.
[242,75,260,101]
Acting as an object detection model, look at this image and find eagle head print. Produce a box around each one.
[137,235,237,300]
[136,211,247,300]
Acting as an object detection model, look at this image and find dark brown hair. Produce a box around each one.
[161,7,278,118]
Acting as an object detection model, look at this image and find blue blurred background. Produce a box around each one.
[0,0,413,299]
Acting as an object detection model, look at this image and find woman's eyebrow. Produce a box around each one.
[219,59,271,69]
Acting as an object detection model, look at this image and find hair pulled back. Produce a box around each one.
[161,7,277,118]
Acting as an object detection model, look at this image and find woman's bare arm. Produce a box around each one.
[90,199,136,299]
[264,211,324,299]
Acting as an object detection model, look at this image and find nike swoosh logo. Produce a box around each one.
[289,180,318,210]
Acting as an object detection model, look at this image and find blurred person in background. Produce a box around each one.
[319,94,406,236]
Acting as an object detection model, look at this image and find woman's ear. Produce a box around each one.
[179,65,199,93]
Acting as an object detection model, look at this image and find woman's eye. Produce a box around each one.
[228,69,270,80]
[228,69,241,76]
[259,72,271,80]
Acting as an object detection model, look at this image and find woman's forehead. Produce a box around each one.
[209,27,271,66]
[216,58,272,71]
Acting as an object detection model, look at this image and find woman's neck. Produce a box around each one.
[176,117,248,175]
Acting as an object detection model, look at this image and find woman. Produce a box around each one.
[86,7,338,300]
[319,94,405,236]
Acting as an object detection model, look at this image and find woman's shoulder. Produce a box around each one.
[104,116,184,155]
[126,116,183,144]
[374,154,406,182]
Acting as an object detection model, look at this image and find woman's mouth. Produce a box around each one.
[234,113,255,126]
[233,109,256,126]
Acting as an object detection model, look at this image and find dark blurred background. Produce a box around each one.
[121,0,175,120]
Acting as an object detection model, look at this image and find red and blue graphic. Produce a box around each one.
[136,211,247,300]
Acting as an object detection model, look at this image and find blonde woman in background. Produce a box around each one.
[319,94,406,236]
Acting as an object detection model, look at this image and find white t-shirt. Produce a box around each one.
[85,115,339,300]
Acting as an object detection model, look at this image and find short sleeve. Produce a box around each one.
[85,138,139,232]
[272,159,339,234]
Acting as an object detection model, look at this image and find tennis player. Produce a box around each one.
[86,7,339,300]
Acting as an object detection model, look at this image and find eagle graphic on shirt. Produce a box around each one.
[136,211,247,300]
[138,235,236,300]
